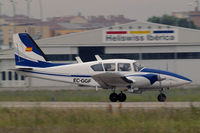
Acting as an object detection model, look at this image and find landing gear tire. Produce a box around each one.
[109,93,118,102]
[157,93,166,102]
[118,92,126,102]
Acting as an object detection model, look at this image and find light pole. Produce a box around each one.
[195,0,199,11]
[39,0,43,39]
[0,2,2,48]
[25,0,32,33]
[9,0,17,49]
[0,1,2,17]
[9,0,16,33]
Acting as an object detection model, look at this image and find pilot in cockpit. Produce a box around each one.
[121,64,131,71]
[104,64,115,71]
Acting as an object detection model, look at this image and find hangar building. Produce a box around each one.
[0,21,200,88]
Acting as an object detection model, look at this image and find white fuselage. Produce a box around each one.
[16,59,192,90]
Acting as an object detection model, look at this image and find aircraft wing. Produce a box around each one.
[92,73,134,89]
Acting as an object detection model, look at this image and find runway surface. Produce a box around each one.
[0,102,199,109]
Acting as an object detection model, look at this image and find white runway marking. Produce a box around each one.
[0,102,199,109]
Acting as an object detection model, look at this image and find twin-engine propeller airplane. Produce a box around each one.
[12,33,192,102]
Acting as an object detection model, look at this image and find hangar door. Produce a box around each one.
[78,47,104,62]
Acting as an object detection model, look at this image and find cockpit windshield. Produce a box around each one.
[91,64,104,71]
[133,62,144,72]
[104,63,115,71]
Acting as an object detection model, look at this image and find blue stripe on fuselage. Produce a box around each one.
[19,69,91,78]
[20,70,157,85]
[141,68,192,82]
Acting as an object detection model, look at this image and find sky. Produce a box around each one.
[1,0,198,21]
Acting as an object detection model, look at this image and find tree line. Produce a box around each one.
[147,14,197,29]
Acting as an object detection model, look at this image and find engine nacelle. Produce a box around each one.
[127,74,159,88]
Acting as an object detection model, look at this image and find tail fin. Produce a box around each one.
[13,33,49,68]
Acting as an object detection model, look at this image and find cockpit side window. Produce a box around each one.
[103,63,115,71]
[133,63,143,72]
[91,64,104,71]
[118,63,131,71]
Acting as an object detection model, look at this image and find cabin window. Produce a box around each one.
[91,64,104,71]
[118,63,131,71]
[104,63,115,71]
[133,63,143,72]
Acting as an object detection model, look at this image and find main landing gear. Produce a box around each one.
[109,91,127,102]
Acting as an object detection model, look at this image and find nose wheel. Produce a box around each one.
[109,92,127,102]
[157,93,166,102]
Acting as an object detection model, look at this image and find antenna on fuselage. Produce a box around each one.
[166,62,169,71]
[75,56,83,63]
[95,55,102,61]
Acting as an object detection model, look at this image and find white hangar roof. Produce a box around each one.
[36,21,200,47]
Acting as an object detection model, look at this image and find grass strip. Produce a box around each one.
[0,107,200,133]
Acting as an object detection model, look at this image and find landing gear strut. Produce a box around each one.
[109,91,127,102]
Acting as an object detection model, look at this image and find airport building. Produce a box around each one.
[1,21,200,88]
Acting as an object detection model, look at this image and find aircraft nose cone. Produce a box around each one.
[184,78,192,84]
[177,74,192,84]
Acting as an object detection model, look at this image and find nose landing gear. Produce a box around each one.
[157,88,167,102]
[157,93,166,102]
[109,91,127,102]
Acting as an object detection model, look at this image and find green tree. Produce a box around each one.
[188,21,197,29]
[177,18,189,27]
[147,16,160,23]
[147,14,197,29]
[160,14,178,25]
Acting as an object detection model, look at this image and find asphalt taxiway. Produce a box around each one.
[0,102,199,109]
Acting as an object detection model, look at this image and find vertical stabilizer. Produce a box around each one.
[13,33,48,68]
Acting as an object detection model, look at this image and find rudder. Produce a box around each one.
[13,33,48,68]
